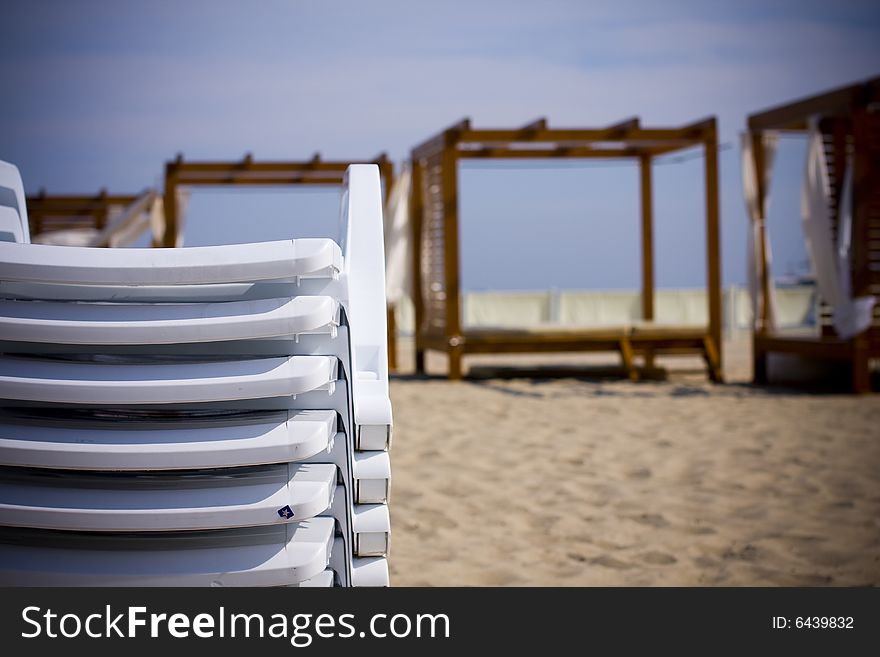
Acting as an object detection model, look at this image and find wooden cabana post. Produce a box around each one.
[747,76,880,392]
[410,154,426,374]
[746,132,775,338]
[705,119,723,373]
[161,154,184,248]
[639,151,655,369]
[410,116,723,381]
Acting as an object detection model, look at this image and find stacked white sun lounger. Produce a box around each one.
[0,161,392,586]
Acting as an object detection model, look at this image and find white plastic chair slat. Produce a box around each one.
[352,504,391,557]
[0,355,338,404]
[0,463,337,532]
[350,556,389,587]
[291,569,335,587]
[0,239,342,285]
[0,207,26,244]
[353,451,391,503]
[0,279,338,304]
[0,410,336,470]
[0,296,338,345]
[0,518,335,586]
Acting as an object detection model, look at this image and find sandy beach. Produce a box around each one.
[387,339,880,586]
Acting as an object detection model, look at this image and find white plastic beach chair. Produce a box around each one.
[0,161,392,587]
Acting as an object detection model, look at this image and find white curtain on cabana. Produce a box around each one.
[383,161,412,306]
[741,132,779,331]
[801,118,875,340]
[102,191,158,247]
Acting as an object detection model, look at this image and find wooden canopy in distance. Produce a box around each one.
[161,152,394,247]
[409,116,722,381]
[27,190,143,239]
[413,116,715,160]
[746,75,880,392]
[748,76,880,132]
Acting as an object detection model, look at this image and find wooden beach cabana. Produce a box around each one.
[747,76,880,392]
[409,117,723,381]
[161,153,394,247]
[27,190,155,246]
[161,153,398,367]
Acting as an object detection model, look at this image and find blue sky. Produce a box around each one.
[1,1,879,290]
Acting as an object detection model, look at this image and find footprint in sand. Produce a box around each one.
[416,508,459,530]
[733,505,766,520]
[627,467,652,479]
[629,513,670,528]
[732,447,763,457]
[789,573,834,585]
[591,554,633,569]
[530,515,561,531]
[722,543,760,561]
[757,569,834,586]
[786,533,825,545]
[477,569,521,586]
[641,551,677,565]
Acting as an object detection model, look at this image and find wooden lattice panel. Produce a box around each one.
[818,119,854,336]
[816,112,880,344]
[419,153,447,336]
[854,109,880,346]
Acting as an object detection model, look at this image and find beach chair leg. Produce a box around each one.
[702,336,722,383]
[752,340,767,385]
[448,346,464,381]
[386,306,397,372]
[619,338,639,381]
[852,341,871,394]
[642,349,655,371]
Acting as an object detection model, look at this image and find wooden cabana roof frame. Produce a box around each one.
[409,116,722,381]
[748,76,880,132]
[27,190,144,237]
[746,76,880,393]
[161,152,394,248]
[412,116,714,160]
